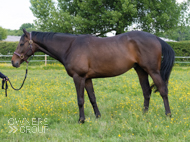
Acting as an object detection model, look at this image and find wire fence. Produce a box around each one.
[0,55,190,65]
[174,56,190,64]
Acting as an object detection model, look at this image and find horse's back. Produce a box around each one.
[89,31,162,71]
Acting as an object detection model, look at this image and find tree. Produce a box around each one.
[0,27,7,40]
[157,1,190,41]
[6,23,36,36]
[158,26,190,41]
[19,23,36,31]
[30,0,182,36]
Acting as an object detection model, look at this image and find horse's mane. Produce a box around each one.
[31,31,78,41]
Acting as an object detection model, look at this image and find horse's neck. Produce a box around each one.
[33,34,75,63]
[36,45,58,60]
[34,40,59,60]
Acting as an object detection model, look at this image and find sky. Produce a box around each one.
[0,0,36,30]
[0,0,187,30]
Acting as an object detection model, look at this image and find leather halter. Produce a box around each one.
[14,32,34,63]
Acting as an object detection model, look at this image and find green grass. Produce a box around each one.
[0,63,190,142]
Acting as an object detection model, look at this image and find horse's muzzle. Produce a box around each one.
[11,60,20,68]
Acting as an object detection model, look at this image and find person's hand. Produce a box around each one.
[3,77,9,81]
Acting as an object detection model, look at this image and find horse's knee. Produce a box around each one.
[78,98,84,107]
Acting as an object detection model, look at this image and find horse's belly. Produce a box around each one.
[86,58,135,78]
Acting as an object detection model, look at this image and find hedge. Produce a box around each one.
[0,41,44,56]
[1,40,190,56]
[167,41,190,56]
[0,41,18,55]
[0,41,50,62]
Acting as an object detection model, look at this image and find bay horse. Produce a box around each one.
[11,29,175,123]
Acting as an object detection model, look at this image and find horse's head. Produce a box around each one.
[12,29,36,68]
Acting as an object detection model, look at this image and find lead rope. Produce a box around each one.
[2,51,34,97]
[2,64,28,97]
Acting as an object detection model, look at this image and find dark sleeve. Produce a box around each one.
[0,72,6,79]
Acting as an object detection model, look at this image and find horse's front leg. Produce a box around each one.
[73,74,86,123]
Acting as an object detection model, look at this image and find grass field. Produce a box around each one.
[0,63,190,142]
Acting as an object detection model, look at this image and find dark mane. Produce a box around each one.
[31,31,78,41]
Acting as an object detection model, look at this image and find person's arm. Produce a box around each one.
[0,72,7,79]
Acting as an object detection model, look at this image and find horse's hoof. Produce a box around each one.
[78,119,85,124]
[143,108,148,114]
[96,114,101,118]
[165,112,172,117]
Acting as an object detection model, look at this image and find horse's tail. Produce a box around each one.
[151,37,175,92]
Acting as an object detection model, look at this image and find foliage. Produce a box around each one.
[167,41,190,63]
[19,23,35,31]
[30,0,182,36]
[6,29,22,36]
[158,26,190,41]
[6,23,37,36]
[0,27,7,41]
[179,0,190,27]
[0,41,18,55]
[0,64,190,141]
[157,1,190,41]
[167,41,190,56]
[0,41,48,60]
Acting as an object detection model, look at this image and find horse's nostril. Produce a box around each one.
[11,60,14,66]
[11,60,19,68]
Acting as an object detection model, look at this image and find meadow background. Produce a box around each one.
[0,63,190,142]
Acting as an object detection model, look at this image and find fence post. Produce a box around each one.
[45,54,47,66]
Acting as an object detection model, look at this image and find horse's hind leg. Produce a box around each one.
[149,71,171,116]
[134,65,152,113]
[85,79,101,118]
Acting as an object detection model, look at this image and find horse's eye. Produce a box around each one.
[20,43,24,46]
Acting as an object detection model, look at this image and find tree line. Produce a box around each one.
[0,23,36,40]
[6,23,36,36]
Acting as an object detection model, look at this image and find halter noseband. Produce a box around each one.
[14,32,34,63]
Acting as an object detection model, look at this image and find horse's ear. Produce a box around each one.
[23,29,29,38]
